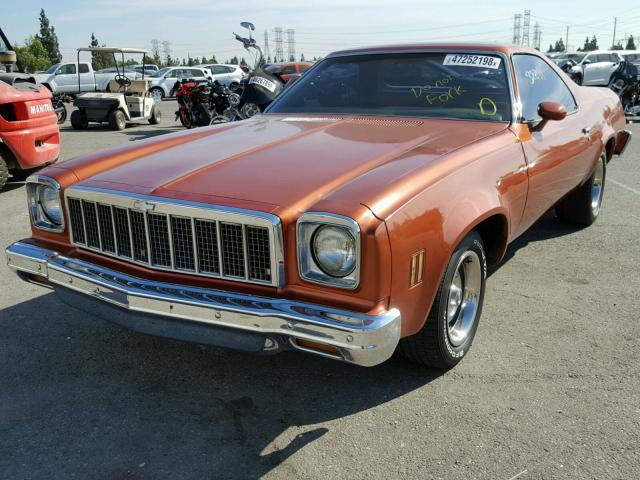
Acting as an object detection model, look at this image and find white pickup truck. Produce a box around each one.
[34,62,141,93]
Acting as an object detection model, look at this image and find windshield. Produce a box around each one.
[46,64,61,74]
[151,67,170,77]
[623,53,640,62]
[263,64,281,74]
[269,52,512,122]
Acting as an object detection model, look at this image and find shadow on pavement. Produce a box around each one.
[0,292,440,479]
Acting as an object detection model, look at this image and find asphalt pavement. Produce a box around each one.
[1,101,639,479]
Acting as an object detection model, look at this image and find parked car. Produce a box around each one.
[195,64,247,88]
[148,66,212,100]
[5,44,631,369]
[130,64,159,75]
[568,51,622,85]
[0,28,59,190]
[548,52,586,72]
[33,62,141,93]
[263,62,313,82]
[618,50,640,65]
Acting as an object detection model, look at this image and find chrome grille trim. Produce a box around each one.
[64,186,284,287]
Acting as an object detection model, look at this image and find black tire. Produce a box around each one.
[0,155,8,190]
[556,153,606,226]
[56,105,67,124]
[149,104,161,124]
[399,231,487,369]
[108,110,126,131]
[70,109,88,130]
[571,73,583,85]
[10,169,32,181]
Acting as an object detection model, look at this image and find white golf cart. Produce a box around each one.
[70,47,161,130]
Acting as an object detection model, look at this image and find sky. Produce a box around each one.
[3,1,640,64]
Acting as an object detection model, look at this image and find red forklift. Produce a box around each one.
[0,27,60,190]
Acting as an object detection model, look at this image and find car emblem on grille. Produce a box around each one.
[133,200,156,212]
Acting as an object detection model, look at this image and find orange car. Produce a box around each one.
[5,44,631,368]
[263,61,313,82]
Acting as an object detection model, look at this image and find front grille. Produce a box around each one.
[65,190,280,286]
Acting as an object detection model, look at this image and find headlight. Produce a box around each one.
[297,213,360,289]
[312,225,357,277]
[40,185,62,224]
[228,92,241,107]
[26,176,65,232]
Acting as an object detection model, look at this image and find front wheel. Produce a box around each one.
[399,231,487,369]
[55,105,67,124]
[570,72,583,85]
[108,109,126,130]
[0,155,8,190]
[555,153,606,226]
[149,104,161,124]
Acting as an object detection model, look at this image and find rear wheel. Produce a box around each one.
[70,109,88,129]
[108,109,126,130]
[0,155,8,190]
[150,87,164,101]
[399,231,486,369]
[556,153,606,226]
[55,105,67,124]
[149,104,161,124]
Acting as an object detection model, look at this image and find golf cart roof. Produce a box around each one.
[77,47,149,54]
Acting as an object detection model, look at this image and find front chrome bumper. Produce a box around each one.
[5,241,401,367]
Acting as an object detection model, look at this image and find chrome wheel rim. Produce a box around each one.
[591,158,605,216]
[151,89,163,101]
[446,251,482,347]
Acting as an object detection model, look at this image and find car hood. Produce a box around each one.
[68,115,508,216]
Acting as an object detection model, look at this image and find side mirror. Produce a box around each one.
[583,59,592,65]
[532,101,567,132]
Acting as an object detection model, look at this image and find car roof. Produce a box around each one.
[77,47,149,54]
[328,43,540,57]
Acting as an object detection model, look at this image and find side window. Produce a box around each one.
[300,64,311,72]
[608,54,619,63]
[224,66,236,73]
[59,64,77,75]
[79,64,90,74]
[583,54,594,64]
[513,54,577,122]
[165,69,177,78]
[190,69,204,78]
[281,65,296,74]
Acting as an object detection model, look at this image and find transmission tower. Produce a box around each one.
[522,10,531,46]
[161,40,172,65]
[274,27,283,62]
[512,14,522,44]
[286,29,296,61]
[264,30,271,61]
[532,23,541,50]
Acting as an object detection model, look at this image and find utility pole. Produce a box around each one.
[522,10,531,47]
[612,17,618,48]
[565,26,569,52]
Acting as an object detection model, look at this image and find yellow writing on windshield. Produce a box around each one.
[478,97,497,116]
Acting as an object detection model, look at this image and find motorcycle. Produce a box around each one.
[171,78,231,128]
[52,92,73,124]
[608,60,640,120]
[225,22,285,121]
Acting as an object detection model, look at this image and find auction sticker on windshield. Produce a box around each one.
[249,76,277,92]
[443,54,501,69]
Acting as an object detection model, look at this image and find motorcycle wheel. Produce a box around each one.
[179,112,193,129]
[56,105,67,124]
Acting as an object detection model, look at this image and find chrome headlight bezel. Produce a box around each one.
[297,213,361,289]
[26,175,65,232]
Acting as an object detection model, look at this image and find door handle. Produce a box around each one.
[582,127,591,135]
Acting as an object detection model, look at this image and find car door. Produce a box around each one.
[54,63,77,92]
[580,54,599,85]
[162,68,181,94]
[512,54,601,234]
[78,63,94,91]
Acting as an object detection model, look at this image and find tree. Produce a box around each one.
[209,55,218,64]
[240,57,247,66]
[201,56,207,64]
[228,56,239,64]
[150,39,162,66]
[89,33,113,70]
[611,42,624,50]
[15,37,50,72]
[300,53,305,62]
[625,35,636,50]
[578,35,598,52]
[36,9,61,64]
